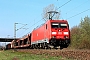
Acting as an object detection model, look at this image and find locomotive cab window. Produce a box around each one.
[59,24,67,28]
[51,23,68,28]
[51,23,59,28]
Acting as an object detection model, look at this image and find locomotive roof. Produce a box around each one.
[49,20,68,23]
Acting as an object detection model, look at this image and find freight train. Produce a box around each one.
[6,11,70,49]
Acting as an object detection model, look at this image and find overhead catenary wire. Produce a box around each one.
[16,24,27,31]
[56,0,90,20]
[56,0,72,10]
[66,0,89,13]
[67,9,90,19]
[65,0,89,20]
[55,0,72,19]
[17,18,44,37]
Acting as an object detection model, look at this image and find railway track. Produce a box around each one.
[15,48,90,60]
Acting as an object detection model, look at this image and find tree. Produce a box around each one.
[70,16,90,49]
[79,16,90,36]
[79,16,90,49]
[42,4,60,21]
[70,26,81,48]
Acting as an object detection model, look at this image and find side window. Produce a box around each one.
[46,24,47,29]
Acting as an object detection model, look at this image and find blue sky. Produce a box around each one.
[0,0,90,38]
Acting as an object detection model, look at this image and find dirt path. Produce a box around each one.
[16,48,90,60]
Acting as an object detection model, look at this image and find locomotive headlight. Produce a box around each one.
[52,36,56,38]
[64,32,68,35]
[52,32,56,34]
[64,36,68,38]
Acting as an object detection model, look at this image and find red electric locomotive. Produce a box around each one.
[6,11,70,49]
[31,11,70,49]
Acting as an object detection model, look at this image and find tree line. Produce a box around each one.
[70,16,90,49]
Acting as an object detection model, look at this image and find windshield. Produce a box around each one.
[60,24,67,28]
[51,23,59,28]
[51,23,67,28]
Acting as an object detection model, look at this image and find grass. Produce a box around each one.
[0,50,72,60]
